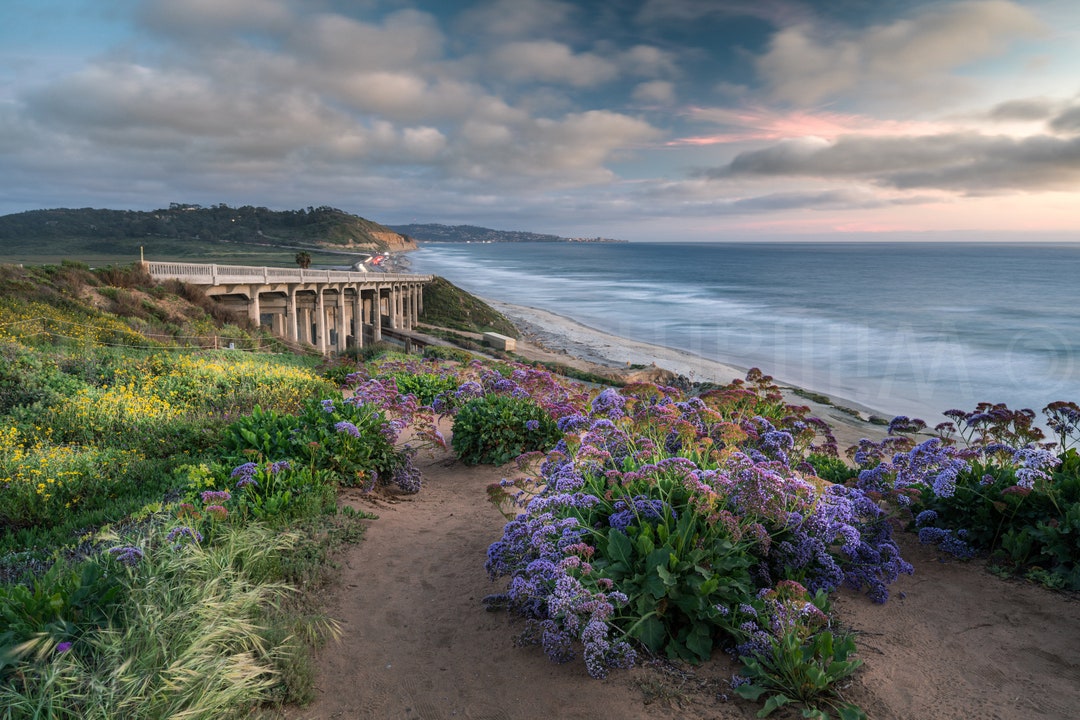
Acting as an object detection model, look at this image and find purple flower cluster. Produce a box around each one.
[108,545,144,567]
[608,495,674,532]
[166,525,203,548]
[200,489,231,504]
[1011,446,1061,489]
[230,462,258,487]
[334,420,361,438]
[483,373,910,679]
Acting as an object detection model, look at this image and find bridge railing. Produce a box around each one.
[144,261,431,285]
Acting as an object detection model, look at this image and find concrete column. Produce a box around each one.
[247,287,261,327]
[417,282,424,315]
[373,288,383,341]
[286,288,298,342]
[352,289,363,348]
[316,288,327,354]
[412,285,420,326]
[393,285,402,329]
[335,289,347,351]
[299,306,310,345]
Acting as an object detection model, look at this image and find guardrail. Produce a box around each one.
[144,261,432,285]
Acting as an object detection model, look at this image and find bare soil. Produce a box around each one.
[286,423,1080,720]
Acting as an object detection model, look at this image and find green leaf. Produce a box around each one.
[656,563,675,587]
[607,531,633,567]
[685,622,713,661]
[759,693,792,717]
[734,683,768,701]
[838,703,869,720]
[633,615,666,652]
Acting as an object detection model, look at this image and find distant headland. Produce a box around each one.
[388,223,627,244]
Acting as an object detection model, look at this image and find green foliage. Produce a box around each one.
[911,450,1080,589]
[0,559,123,674]
[601,513,755,662]
[807,453,859,484]
[0,204,408,263]
[451,394,561,465]
[422,344,474,363]
[222,405,302,460]
[222,398,403,487]
[386,371,459,405]
[232,464,339,525]
[736,628,866,720]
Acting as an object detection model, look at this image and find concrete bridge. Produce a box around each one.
[144,261,433,354]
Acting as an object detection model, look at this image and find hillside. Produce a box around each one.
[389,223,625,243]
[0,204,415,264]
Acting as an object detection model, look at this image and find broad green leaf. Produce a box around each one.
[633,615,666,652]
[607,531,633,567]
[734,684,768,701]
[685,622,713,661]
[759,693,792,717]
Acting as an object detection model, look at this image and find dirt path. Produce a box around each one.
[288,432,1080,720]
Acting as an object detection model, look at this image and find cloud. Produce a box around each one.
[455,0,578,40]
[756,1,1043,106]
[710,130,1080,193]
[988,97,1065,122]
[136,0,292,39]
[672,105,951,145]
[636,0,812,27]
[489,41,619,87]
[449,109,660,183]
[289,9,445,71]
[633,81,675,104]
[620,45,679,78]
[1050,104,1080,134]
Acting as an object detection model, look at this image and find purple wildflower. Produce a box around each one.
[335,420,361,438]
[55,641,73,654]
[108,545,144,567]
[167,526,203,548]
[230,462,257,480]
[200,489,231,504]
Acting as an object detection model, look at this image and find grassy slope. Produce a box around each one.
[419,276,519,338]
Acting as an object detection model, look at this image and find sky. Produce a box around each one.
[1,0,1079,242]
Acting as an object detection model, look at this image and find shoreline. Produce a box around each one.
[484,298,892,451]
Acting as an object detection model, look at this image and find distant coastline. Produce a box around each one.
[389,222,626,244]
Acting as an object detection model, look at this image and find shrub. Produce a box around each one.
[451,394,561,465]
[422,345,473,363]
[384,371,459,406]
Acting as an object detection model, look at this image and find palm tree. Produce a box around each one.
[295,251,312,269]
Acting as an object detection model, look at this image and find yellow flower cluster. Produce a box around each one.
[60,383,183,433]
[0,299,146,347]
[0,423,141,507]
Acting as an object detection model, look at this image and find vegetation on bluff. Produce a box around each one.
[0,204,413,265]
[419,276,519,338]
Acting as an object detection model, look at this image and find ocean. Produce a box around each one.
[408,242,1080,423]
